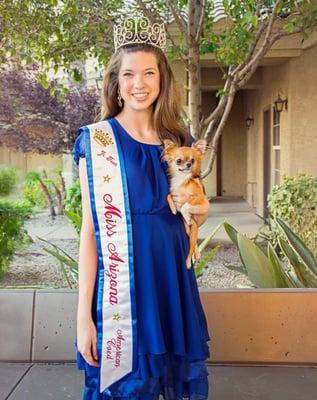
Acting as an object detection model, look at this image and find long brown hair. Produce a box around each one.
[99,43,188,145]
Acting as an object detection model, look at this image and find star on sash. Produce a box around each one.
[113,313,121,321]
[103,175,111,183]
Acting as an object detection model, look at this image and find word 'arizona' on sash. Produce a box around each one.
[83,120,137,393]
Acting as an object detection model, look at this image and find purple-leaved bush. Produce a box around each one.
[0,64,100,155]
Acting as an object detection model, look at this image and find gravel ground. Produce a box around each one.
[196,244,254,289]
[0,238,79,289]
[0,212,253,289]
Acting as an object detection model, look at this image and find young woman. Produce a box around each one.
[73,33,211,400]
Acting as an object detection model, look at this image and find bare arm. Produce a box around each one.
[76,158,99,367]
[77,157,97,317]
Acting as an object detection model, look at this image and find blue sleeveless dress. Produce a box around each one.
[73,117,211,400]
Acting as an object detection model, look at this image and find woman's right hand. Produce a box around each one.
[77,316,99,367]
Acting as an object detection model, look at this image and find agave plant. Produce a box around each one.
[37,236,78,289]
[223,218,317,288]
[275,218,317,288]
[193,222,222,278]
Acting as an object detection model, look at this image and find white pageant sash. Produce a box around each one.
[83,120,137,393]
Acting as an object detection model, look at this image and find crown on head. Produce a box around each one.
[114,16,167,52]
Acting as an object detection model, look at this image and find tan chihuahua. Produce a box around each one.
[163,139,209,268]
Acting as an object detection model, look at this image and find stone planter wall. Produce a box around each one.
[1,289,317,364]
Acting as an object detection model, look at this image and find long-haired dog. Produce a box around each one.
[163,139,209,268]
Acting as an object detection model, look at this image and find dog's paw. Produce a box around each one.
[186,257,192,269]
[180,202,191,213]
[194,249,201,260]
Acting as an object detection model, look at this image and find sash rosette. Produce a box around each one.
[83,120,137,393]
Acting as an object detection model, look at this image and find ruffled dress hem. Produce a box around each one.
[76,343,211,400]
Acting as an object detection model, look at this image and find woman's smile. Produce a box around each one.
[132,92,149,101]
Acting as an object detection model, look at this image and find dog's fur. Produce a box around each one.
[163,139,208,268]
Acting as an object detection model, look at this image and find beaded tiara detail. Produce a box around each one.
[114,16,167,52]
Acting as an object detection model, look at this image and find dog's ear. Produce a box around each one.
[163,139,177,150]
[192,139,207,154]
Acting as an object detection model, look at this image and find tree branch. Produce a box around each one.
[166,0,189,39]
[136,0,188,65]
[237,24,304,89]
[195,0,207,43]
[238,0,281,80]
[201,85,236,179]
[231,19,269,77]
[202,70,234,128]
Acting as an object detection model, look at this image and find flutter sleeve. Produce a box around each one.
[73,127,86,166]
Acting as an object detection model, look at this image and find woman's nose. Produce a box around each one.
[134,74,145,87]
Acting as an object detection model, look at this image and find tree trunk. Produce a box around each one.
[188,0,203,138]
[38,178,56,218]
[188,42,201,138]
[52,183,63,215]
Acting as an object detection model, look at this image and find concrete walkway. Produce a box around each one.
[1,363,317,400]
[199,197,264,242]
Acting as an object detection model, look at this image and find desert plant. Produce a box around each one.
[0,165,19,196]
[224,218,317,288]
[37,236,78,289]
[267,173,317,258]
[194,222,222,278]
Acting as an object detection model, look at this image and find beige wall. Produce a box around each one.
[201,90,247,199]
[244,44,317,216]
[288,45,317,176]
[0,145,62,178]
[221,91,247,198]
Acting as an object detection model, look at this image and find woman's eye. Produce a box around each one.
[176,159,182,165]
[146,71,154,75]
[123,73,132,77]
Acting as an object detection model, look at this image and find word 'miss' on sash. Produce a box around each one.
[83,120,137,393]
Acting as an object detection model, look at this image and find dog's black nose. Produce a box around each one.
[186,162,192,168]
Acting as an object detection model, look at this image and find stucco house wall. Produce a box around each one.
[244,44,317,216]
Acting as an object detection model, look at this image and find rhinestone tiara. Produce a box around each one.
[114,16,167,52]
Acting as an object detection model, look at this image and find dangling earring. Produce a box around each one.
[117,89,123,107]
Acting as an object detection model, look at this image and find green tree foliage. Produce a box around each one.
[1,1,317,175]
[0,0,124,77]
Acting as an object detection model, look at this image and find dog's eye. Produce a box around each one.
[175,159,182,165]
[191,159,195,164]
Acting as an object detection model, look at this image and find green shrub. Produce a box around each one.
[268,173,317,258]
[0,199,33,278]
[0,165,19,196]
[22,180,47,210]
[64,179,82,233]
[65,179,82,215]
